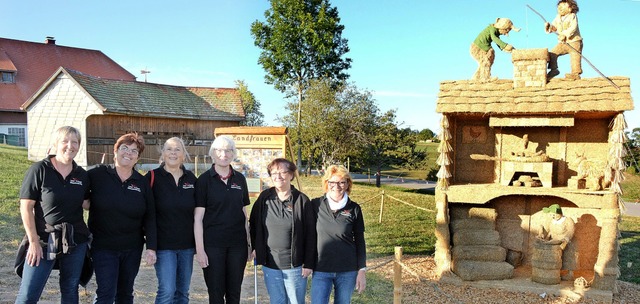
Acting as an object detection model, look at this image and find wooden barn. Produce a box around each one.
[21,67,245,167]
[434,49,633,302]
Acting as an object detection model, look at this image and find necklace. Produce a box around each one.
[219,170,232,181]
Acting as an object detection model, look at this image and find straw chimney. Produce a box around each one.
[511,48,549,89]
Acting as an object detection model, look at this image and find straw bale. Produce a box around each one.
[532,267,561,285]
[452,229,501,246]
[532,243,563,266]
[450,207,497,221]
[452,260,514,281]
[592,274,617,290]
[452,245,507,262]
[532,259,563,270]
[496,219,525,251]
[451,218,496,231]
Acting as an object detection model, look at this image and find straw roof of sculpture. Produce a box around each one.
[436,77,633,114]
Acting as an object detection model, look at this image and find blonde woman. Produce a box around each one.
[16,126,91,303]
[146,137,197,304]
[307,165,366,304]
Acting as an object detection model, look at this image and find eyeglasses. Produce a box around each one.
[327,181,348,187]
[214,148,233,154]
[271,171,290,177]
[118,145,139,155]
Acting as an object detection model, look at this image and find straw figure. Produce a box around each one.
[573,152,611,191]
[545,0,582,80]
[537,204,576,281]
[470,18,520,82]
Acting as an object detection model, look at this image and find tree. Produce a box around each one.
[625,127,640,173]
[235,80,264,126]
[417,128,436,141]
[278,79,376,171]
[251,0,352,167]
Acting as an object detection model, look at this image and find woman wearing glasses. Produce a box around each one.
[307,165,366,304]
[249,158,312,304]
[194,136,250,304]
[87,132,157,304]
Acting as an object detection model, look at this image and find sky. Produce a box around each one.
[3,0,639,134]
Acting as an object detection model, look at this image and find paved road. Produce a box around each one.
[623,201,640,217]
[351,173,436,190]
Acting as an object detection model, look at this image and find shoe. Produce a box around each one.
[565,73,581,80]
[547,69,560,79]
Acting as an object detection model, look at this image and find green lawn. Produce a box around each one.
[1,143,638,300]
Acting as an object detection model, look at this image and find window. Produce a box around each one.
[8,127,25,146]
[1,71,15,83]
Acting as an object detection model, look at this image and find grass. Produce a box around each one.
[1,143,639,301]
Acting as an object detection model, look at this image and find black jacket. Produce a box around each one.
[249,186,313,268]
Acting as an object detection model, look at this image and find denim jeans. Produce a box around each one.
[154,248,195,304]
[15,241,89,304]
[91,245,143,304]
[310,271,358,304]
[262,266,307,304]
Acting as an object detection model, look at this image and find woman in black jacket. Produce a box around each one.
[249,158,312,304]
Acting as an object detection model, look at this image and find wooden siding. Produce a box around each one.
[85,115,239,165]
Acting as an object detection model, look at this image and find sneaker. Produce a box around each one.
[547,69,560,79]
[565,73,581,80]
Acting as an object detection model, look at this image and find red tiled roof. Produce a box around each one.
[0,37,135,112]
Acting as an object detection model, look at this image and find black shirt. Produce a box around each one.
[195,167,249,247]
[264,194,294,269]
[308,196,366,272]
[145,165,196,250]
[88,164,157,251]
[19,156,91,243]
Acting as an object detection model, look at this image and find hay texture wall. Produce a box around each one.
[434,48,633,300]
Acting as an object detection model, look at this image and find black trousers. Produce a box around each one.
[202,245,248,304]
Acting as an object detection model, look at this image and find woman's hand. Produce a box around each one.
[196,249,209,268]
[302,267,313,278]
[145,249,156,266]
[356,269,366,294]
[26,241,43,267]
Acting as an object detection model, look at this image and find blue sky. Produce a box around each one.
[4,0,639,133]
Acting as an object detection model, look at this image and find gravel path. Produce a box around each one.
[1,255,638,303]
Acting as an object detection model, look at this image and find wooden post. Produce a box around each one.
[378,190,385,223]
[394,246,403,304]
[195,155,199,176]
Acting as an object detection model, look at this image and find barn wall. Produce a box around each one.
[26,74,103,165]
[85,115,239,166]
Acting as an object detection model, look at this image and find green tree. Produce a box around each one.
[626,128,640,173]
[417,128,436,141]
[251,0,352,166]
[279,79,375,172]
[235,80,264,126]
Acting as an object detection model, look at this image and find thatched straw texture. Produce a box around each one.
[436,77,633,114]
